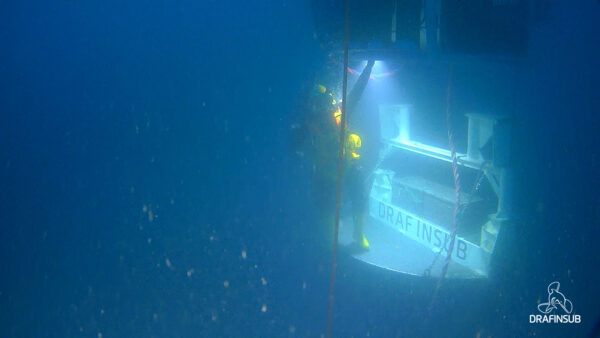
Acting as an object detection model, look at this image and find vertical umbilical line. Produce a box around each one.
[428,65,458,311]
[441,64,460,280]
[326,1,349,337]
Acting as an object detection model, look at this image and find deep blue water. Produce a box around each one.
[1,1,599,337]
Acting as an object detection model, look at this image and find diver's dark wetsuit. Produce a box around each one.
[296,60,375,245]
[344,159,368,224]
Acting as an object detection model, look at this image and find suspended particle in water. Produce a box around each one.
[187,269,194,278]
[165,258,173,269]
[241,250,247,260]
[142,205,148,213]
[223,280,229,288]
[261,277,267,286]
[261,304,267,313]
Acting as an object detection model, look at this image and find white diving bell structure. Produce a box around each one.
[338,104,513,279]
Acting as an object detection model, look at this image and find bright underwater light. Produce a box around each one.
[352,60,390,80]
[372,60,387,75]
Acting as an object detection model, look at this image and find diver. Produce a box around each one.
[293,59,375,250]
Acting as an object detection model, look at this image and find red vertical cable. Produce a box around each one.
[326,0,349,337]
[428,65,457,312]
[440,65,459,280]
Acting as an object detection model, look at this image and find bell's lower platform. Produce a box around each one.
[338,215,487,279]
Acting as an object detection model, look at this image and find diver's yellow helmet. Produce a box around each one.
[347,133,361,159]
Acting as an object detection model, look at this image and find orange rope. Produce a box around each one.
[326,0,349,337]
[428,65,456,311]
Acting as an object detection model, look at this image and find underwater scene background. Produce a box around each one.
[1,1,599,337]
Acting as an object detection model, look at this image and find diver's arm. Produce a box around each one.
[346,59,375,113]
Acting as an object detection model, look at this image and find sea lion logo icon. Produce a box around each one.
[537,281,573,314]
